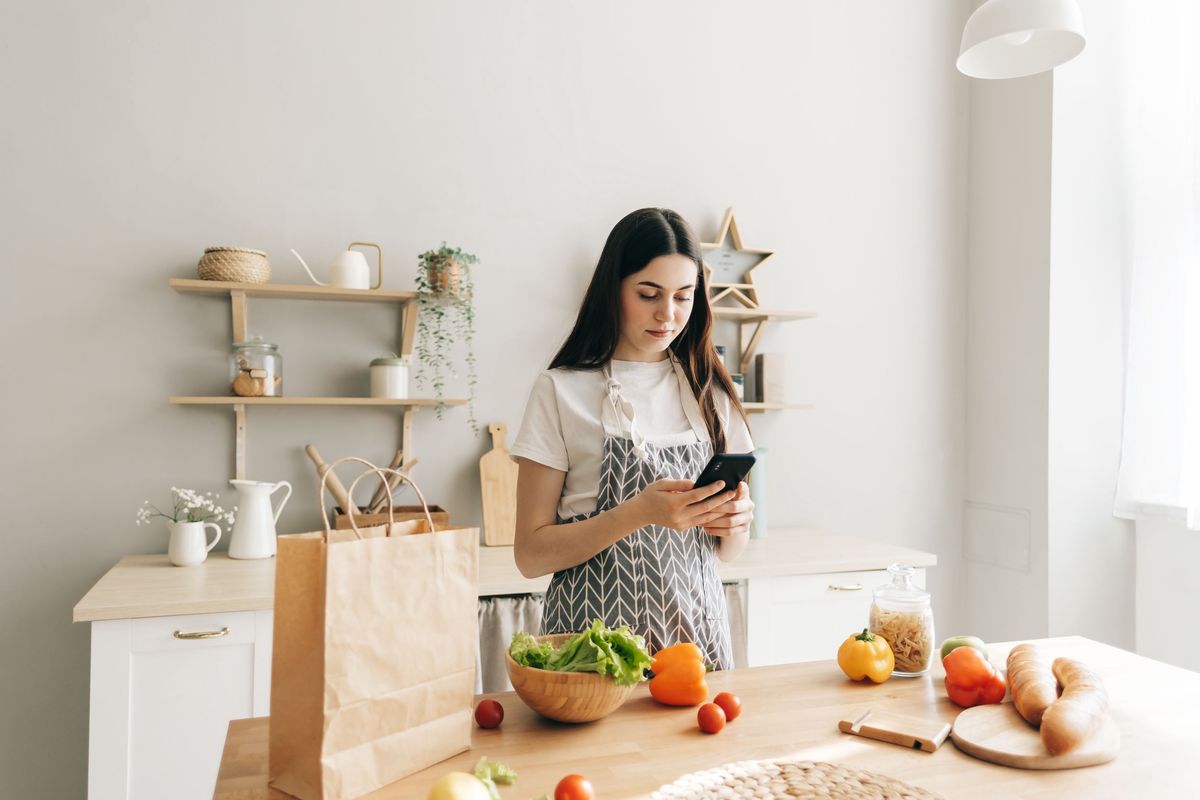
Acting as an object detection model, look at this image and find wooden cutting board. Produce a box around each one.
[480,422,519,546]
[951,702,1120,770]
[838,708,951,752]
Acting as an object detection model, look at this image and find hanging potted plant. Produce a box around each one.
[414,243,479,431]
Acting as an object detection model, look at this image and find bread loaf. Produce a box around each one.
[1007,643,1058,727]
[1040,657,1109,755]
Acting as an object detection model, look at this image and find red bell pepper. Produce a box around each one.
[943,645,1006,708]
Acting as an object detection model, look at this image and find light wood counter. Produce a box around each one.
[74,529,935,622]
[212,636,1199,799]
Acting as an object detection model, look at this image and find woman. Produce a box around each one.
[509,207,755,668]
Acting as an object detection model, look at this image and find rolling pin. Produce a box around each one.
[304,444,360,516]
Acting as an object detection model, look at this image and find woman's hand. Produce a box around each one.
[626,479,735,532]
[702,481,754,538]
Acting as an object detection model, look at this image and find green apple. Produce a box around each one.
[940,635,988,662]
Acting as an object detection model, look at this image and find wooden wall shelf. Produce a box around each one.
[743,402,816,414]
[169,278,416,304]
[711,307,817,324]
[170,278,440,480]
[170,397,464,407]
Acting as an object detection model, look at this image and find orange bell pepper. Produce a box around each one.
[649,642,709,706]
[943,644,1007,708]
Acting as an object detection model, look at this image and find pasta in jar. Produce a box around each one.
[869,563,934,676]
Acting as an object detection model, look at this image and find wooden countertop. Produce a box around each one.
[212,636,1199,799]
[74,530,936,622]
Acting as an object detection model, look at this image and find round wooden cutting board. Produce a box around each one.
[951,703,1120,770]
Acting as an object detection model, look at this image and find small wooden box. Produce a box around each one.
[333,505,451,530]
[755,352,785,403]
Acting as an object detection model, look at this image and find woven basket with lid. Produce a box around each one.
[197,247,271,283]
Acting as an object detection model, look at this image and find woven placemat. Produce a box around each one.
[652,758,943,800]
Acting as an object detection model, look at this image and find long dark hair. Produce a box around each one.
[549,208,746,453]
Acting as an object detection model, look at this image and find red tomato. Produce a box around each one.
[697,702,727,734]
[554,774,595,800]
[713,691,742,722]
[474,699,504,729]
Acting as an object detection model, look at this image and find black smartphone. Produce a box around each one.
[693,452,756,492]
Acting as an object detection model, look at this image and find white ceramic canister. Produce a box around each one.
[370,355,410,399]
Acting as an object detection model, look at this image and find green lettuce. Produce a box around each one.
[509,619,653,687]
[472,757,516,800]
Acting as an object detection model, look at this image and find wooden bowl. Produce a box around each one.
[504,633,637,723]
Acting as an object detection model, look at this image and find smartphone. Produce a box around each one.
[693,452,756,492]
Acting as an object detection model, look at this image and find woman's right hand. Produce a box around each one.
[626,480,735,532]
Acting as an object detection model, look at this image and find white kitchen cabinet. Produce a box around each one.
[745,569,926,666]
[88,609,273,800]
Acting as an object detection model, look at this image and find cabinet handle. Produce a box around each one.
[827,583,863,592]
[173,626,230,640]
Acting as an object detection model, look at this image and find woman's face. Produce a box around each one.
[615,254,697,361]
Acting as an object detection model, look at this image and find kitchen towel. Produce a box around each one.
[268,458,478,800]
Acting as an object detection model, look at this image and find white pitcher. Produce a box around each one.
[290,242,383,290]
[228,479,292,559]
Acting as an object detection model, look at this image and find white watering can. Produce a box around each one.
[227,479,293,559]
[291,242,383,290]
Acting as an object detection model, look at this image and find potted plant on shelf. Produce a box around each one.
[414,243,479,431]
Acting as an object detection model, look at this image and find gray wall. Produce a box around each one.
[0,2,970,797]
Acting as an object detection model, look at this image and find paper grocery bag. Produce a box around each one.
[268,458,478,800]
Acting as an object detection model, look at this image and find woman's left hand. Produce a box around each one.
[702,481,754,537]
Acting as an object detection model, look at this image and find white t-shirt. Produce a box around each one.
[510,358,754,520]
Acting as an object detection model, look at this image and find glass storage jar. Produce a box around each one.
[230,338,282,397]
[869,563,934,677]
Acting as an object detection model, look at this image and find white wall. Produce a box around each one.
[963,73,1053,642]
[1048,0,1135,648]
[0,2,971,797]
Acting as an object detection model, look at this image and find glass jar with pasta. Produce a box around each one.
[869,563,934,677]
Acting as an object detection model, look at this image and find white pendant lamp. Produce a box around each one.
[957,0,1086,79]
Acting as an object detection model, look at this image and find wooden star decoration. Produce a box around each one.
[700,208,774,309]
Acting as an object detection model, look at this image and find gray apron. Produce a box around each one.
[541,355,733,669]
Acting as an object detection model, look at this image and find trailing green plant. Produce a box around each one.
[414,243,479,431]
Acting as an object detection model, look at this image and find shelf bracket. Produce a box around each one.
[739,320,769,374]
[234,403,246,480]
[400,407,414,469]
[231,289,248,343]
[399,300,418,359]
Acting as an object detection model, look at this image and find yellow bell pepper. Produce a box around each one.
[837,628,895,683]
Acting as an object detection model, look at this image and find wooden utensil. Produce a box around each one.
[838,709,951,753]
[366,458,420,515]
[479,422,519,546]
[362,450,405,513]
[304,444,359,516]
[950,702,1120,769]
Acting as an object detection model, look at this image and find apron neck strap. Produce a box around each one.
[601,352,711,452]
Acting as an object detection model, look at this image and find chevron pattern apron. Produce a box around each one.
[541,355,733,668]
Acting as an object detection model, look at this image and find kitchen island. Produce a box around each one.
[211,636,1197,799]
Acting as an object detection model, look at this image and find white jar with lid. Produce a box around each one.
[369,355,410,399]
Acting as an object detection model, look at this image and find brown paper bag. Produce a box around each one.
[268,457,478,800]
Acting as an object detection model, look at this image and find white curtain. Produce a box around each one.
[1113,0,1200,528]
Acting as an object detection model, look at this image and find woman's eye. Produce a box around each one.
[639,294,659,301]
[676,295,693,303]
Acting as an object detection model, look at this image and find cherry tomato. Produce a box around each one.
[713,691,742,722]
[474,699,504,729]
[554,774,595,800]
[697,702,727,734]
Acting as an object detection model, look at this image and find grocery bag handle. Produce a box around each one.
[318,456,435,541]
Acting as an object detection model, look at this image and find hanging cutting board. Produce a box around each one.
[951,702,1120,770]
[480,422,519,546]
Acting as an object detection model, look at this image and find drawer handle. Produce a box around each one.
[173,626,230,640]
[827,583,863,592]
